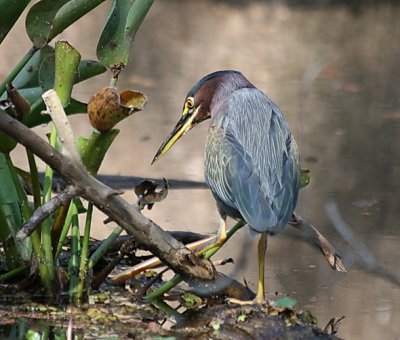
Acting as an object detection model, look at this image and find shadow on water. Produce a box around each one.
[0,0,399,338]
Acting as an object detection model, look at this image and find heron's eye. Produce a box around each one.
[186,98,194,110]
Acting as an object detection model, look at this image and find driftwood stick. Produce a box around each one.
[289,213,347,273]
[0,109,215,282]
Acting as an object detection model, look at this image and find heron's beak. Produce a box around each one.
[152,112,197,164]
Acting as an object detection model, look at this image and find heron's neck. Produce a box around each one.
[210,74,254,117]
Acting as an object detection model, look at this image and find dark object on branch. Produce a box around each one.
[134,177,169,210]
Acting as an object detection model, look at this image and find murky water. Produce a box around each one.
[1,1,399,338]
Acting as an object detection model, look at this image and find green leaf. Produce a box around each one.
[0,0,31,44]
[26,0,106,49]
[50,0,107,42]
[0,153,30,268]
[11,46,55,90]
[39,54,106,93]
[14,87,43,105]
[97,0,154,69]
[76,60,107,83]
[77,129,119,175]
[25,0,70,49]
[26,98,87,128]
[300,168,311,188]
[54,41,81,107]
[275,296,297,309]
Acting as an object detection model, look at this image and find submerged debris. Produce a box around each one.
[0,285,342,339]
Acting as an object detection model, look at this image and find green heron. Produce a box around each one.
[152,70,300,303]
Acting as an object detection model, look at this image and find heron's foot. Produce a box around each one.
[227,296,266,305]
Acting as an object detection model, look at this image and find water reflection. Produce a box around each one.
[1,1,399,338]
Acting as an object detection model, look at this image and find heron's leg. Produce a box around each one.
[195,215,227,256]
[216,215,227,243]
[254,232,267,303]
[227,232,267,305]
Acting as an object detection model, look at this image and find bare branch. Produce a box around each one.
[0,110,215,282]
[16,185,81,241]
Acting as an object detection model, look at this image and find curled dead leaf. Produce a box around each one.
[87,87,147,132]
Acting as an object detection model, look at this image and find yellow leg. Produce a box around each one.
[217,216,227,243]
[228,232,267,305]
[195,216,227,256]
[254,232,267,303]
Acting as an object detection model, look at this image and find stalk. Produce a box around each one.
[68,202,80,301]
[75,203,93,303]
[88,226,124,270]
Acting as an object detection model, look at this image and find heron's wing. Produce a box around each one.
[205,88,300,232]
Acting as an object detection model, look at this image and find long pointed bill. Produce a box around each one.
[152,112,196,164]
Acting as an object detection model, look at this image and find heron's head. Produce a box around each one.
[152,70,253,164]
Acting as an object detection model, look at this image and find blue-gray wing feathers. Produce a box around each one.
[205,88,300,234]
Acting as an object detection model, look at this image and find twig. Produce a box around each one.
[16,186,81,240]
[112,234,217,284]
[42,90,81,163]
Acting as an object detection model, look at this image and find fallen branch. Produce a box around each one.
[0,108,215,282]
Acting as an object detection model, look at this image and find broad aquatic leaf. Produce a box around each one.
[38,53,56,92]
[26,0,106,49]
[27,98,86,128]
[75,60,107,83]
[12,45,55,90]
[0,0,30,44]
[77,129,119,175]
[25,0,70,48]
[39,54,106,92]
[97,0,154,70]
[49,0,106,42]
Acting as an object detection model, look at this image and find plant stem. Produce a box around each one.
[0,264,29,283]
[40,124,57,288]
[26,150,41,209]
[68,202,80,302]
[145,220,246,301]
[88,226,124,270]
[54,202,75,260]
[76,203,93,303]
